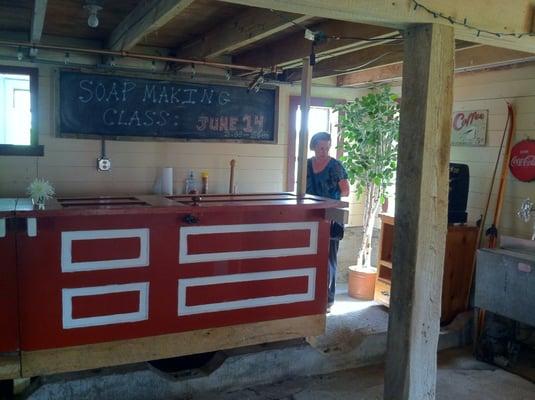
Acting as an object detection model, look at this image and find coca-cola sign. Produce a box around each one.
[509,139,535,182]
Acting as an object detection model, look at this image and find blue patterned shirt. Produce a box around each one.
[306,158,348,200]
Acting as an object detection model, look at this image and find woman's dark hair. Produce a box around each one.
[309,131,331,151]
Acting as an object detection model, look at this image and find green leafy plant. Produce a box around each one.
[336,86,399,269]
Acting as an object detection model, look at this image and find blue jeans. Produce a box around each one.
[328,238,339,305]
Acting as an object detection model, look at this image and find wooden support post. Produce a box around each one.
[384,23,454,400]
[296,57,312,197]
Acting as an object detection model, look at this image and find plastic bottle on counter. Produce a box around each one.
[201,171,208,194]
[185,170,198,194]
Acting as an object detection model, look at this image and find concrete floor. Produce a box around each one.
[24,287,508,400]
[28,288,390,400]
[195,348,535,400]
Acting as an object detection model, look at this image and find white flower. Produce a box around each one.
[27,178,55,201]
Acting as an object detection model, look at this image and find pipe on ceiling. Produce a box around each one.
[0,39,263,72]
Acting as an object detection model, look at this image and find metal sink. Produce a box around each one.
[500,235,535,258]
[475,236,535,326]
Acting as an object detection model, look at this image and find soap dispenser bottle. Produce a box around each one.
[185,170,198,194]
[201,171,208,194]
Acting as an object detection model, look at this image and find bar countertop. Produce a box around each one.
[11,192,348,217]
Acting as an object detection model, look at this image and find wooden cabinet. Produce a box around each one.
[374,213,478,324]
[375,214,394,307]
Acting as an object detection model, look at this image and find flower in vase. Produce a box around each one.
[27,178,55,209]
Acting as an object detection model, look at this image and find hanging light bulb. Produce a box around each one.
[84,1,102,28]
[17,46,23,61]
[87,10,99,28]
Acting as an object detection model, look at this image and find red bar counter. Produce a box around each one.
[5,193,346,377]
[0,199,19,379]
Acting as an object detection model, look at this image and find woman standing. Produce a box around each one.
[306,132,349,311]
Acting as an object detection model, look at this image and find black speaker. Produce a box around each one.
[448,163,469,224]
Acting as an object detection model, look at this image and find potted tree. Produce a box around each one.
[335,86,400,299]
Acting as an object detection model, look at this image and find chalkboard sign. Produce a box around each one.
[58,71,277,142]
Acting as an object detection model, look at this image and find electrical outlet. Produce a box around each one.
[97,157,111,171]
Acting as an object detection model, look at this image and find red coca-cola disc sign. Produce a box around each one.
[509,139,535,182]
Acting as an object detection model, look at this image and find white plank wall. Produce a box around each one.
[386,65,535,238]
[0,63,367,219]
[2,60,533,237]
[451,65,535,239]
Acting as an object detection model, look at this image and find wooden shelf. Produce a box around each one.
[374,213,478,324]
[374,279,391,307]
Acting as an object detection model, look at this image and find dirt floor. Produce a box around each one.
[194,348,535,400]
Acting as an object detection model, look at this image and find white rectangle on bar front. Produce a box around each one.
[178,267,316,316]
[179,222,318,264]
[61,228,149,272]
[62,282,149,329]
[0,218,5,238]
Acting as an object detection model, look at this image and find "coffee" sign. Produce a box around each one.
[509,139,535,182]
[451,110,488,146]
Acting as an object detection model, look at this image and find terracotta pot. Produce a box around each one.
[348,265,377,300]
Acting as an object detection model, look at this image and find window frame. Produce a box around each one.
[0,66,43,156]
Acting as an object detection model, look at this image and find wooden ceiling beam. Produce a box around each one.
[285,40,476,81]
[178,9,314,60]
[233,20,396,68]
[30,0,48,44]
[285,42,405,81]
[107,0,196,51]
[454,45,535,71]
[337,63,403,86]
[217,0,535,53]
[338,45,535,86]
[0,30,102,50]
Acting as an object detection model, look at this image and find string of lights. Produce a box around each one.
[412,0,534,38]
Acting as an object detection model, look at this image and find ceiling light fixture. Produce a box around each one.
[84,1,103,28]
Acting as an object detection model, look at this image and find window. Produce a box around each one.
[295,105,339,160]
[0,66,42,156]
[294,105,340,189]
[286,97,345,192]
